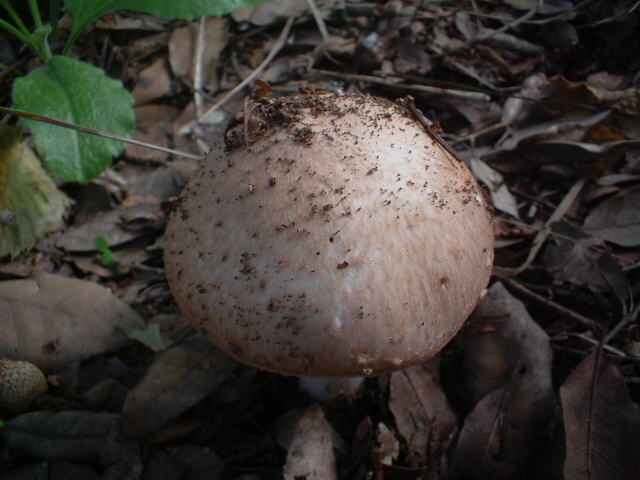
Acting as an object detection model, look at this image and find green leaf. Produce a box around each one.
[12,56,135,181]
[0,125,71,257]
[126,323,166,352]
[94,235,109,251]
[30,25,53,59]
[95,235,115,265]
[65,0,266,34]
[100,249,114,266]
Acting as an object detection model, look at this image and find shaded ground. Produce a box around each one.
[1,1,640,479]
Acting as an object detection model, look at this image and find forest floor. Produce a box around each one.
[1,1,639,479]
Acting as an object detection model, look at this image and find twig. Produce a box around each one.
[312,69,491,101]
[305,0,329,44]
[0,106,203,161]
[193,15,207,118]
[494,176,588,275]
[397,95,461,168]
[431,7,538,60]
[605,304,640,344]
[496,275,601,332]
[179,5,300,135]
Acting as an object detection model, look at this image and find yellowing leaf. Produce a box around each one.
[0,125,71,257]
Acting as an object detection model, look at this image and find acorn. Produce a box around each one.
[0,358,48,413]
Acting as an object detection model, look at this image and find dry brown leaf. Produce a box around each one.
[471,158,520,218]
[0,272,144,371]
[449,282,555,479]
[54,196,164,252]
[140,445,224,480]
[283,404,337,480]
[2,410,120,462]
[583,184,640,247]
[375,422,399,466]
[168,17,228,89]
[547,74,640,116]
[125,104,181,162]
[542,221,607,291]
[389,362,458,467]
[530,139,640,165]
[121,337,240,437]
[498,110,611,152]
[560,346,640,480]
[131,57,172,105]
[232,0,309,26]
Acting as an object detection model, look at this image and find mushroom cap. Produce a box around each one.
[164,92,494,377]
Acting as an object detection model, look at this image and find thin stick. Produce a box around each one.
[0,106,203,161]
[397,95,461,168]
[179,5,300,135]
[495,176,588,275]
[431,7,537,60]
[194,16,207,118]
[312,69,491,101]
[305,0,329,43]
[496,275,601,332]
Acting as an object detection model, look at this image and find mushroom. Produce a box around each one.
[164,90,494,377]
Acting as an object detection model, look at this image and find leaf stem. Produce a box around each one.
[0,17,43,58]
[28,0,43,28]
[49,0,62,42]
[0,0,31,36]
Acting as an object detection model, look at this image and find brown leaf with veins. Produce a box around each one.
[0,272,144,371]
[448,282,555,479]
[560,346,640,480]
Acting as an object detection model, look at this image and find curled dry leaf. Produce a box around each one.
[449,282,554,480]
[560,346,640,480]
[375,422,400,466]
[283,404,337,480]
[471,158,520,218]
[0,272,145,371]
[389,362,458,467]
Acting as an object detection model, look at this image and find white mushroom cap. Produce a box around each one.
[164,91,494,377]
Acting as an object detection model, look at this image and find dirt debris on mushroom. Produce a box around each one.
[164,89,494,377]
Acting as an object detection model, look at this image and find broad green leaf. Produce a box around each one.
[12,56,135,181]
[0,125,71,257]
[65,0,266,45]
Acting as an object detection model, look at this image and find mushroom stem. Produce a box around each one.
[299,376,366,402]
